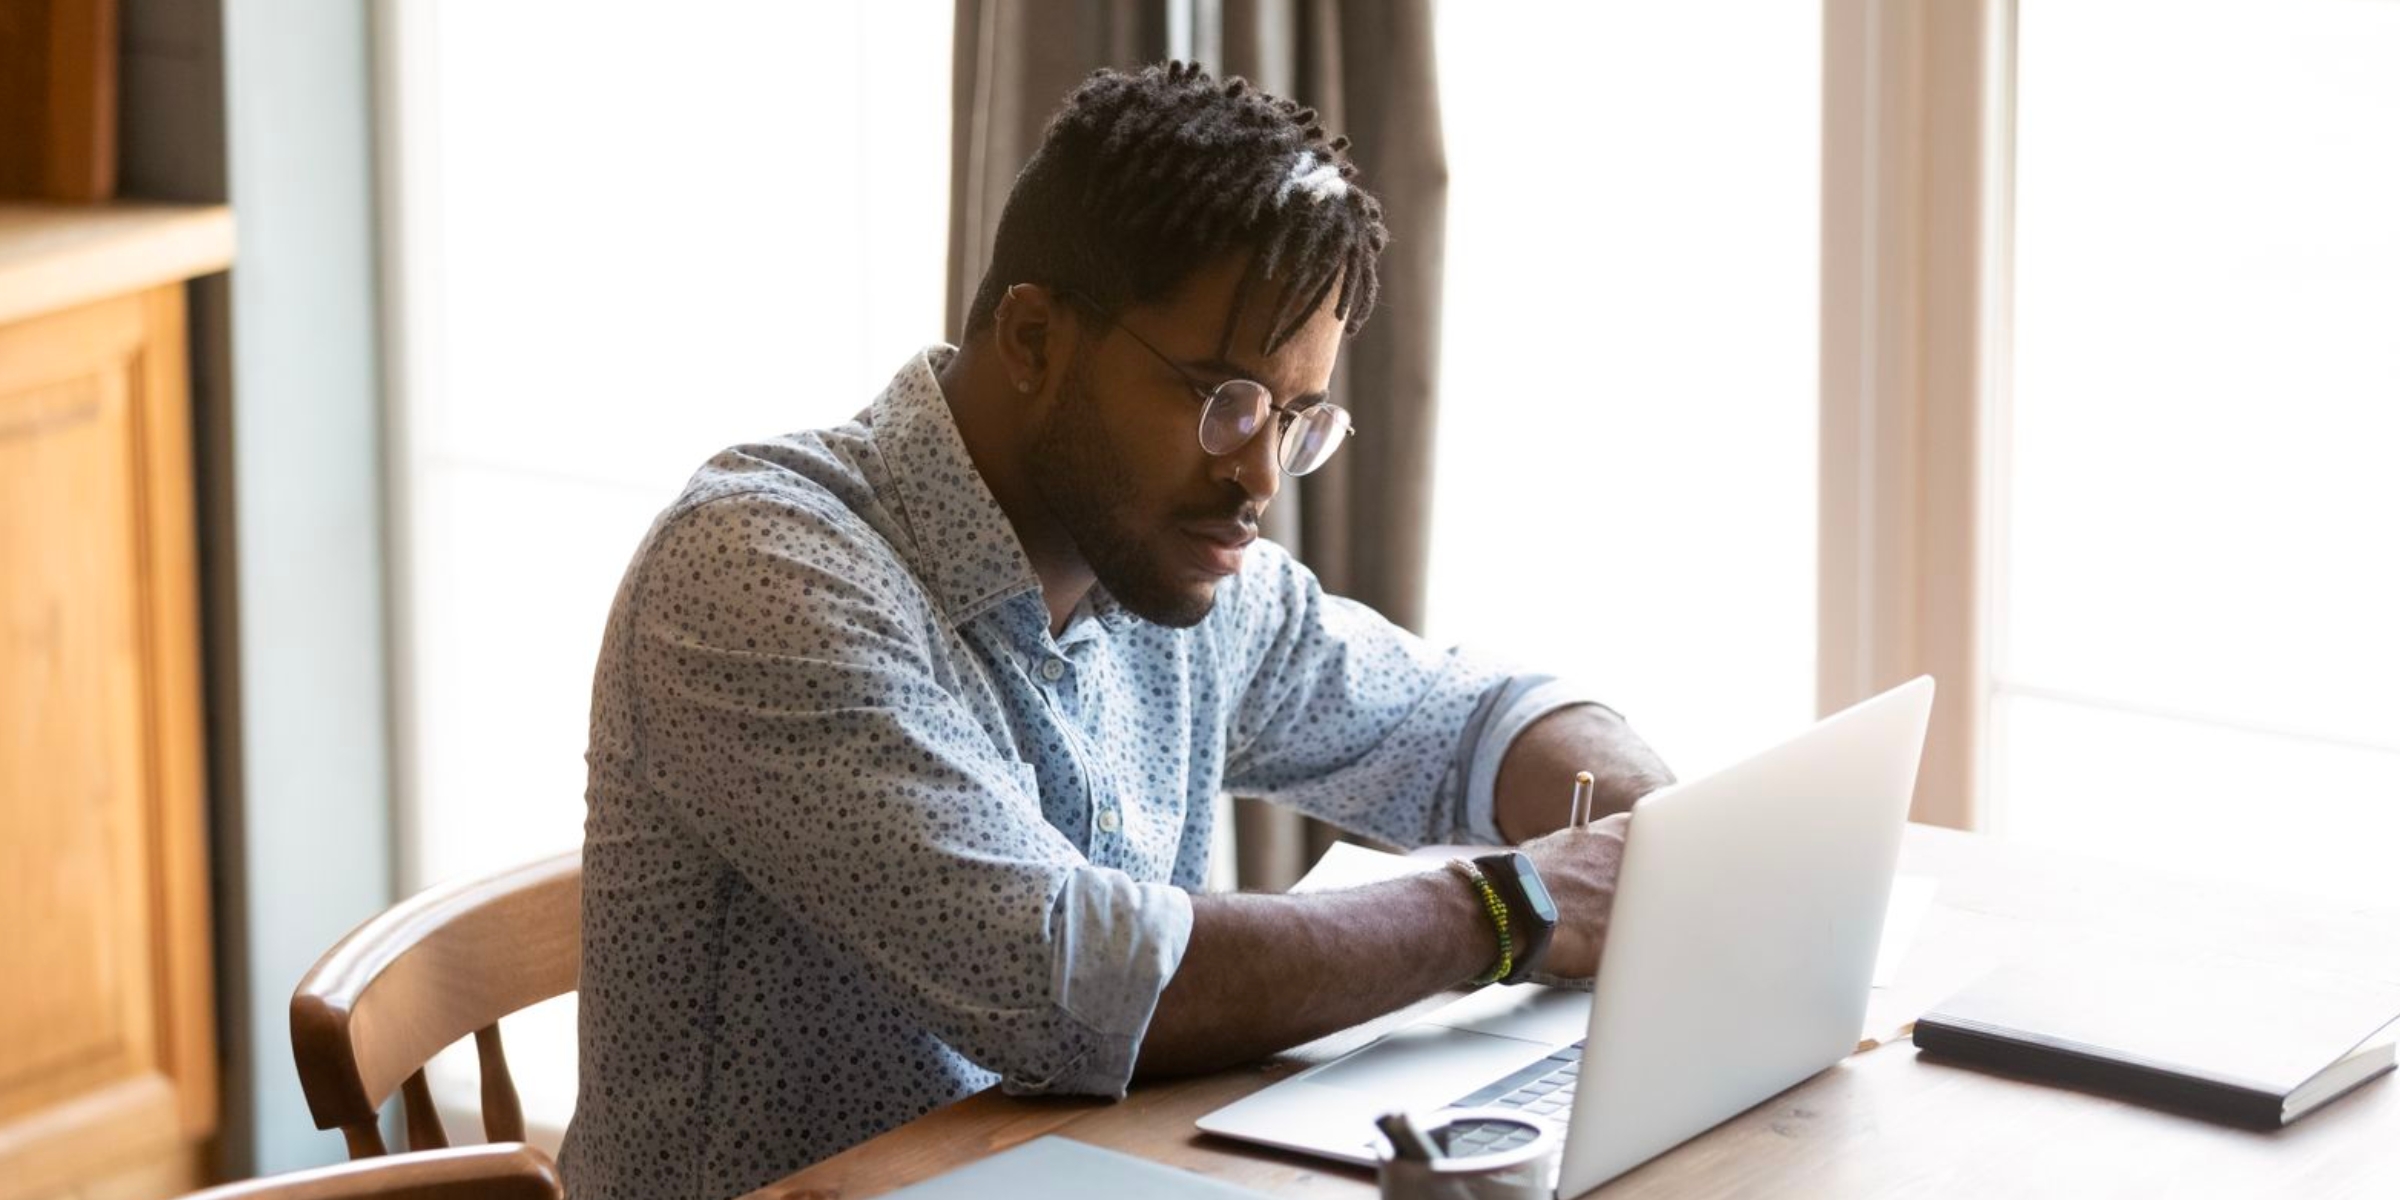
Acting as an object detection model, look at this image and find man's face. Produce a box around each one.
[1028,257,1346,627]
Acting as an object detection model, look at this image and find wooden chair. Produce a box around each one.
[176,1143,562,1200]
[292,852,581,1158]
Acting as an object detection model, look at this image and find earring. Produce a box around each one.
[1233,462,1245,483]
[1017,379,1034,394]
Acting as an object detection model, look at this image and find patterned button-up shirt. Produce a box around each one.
[559,347,1596,1198]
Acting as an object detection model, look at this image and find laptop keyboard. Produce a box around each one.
[1448,1039,1584,1122]
[1440,1116,1545,1156]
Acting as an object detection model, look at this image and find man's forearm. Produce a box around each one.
[1493,704,1675,843]
[1132,871,1493,1079]
[1131,705,1670,1080]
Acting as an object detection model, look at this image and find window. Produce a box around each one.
[1427,1,1822,778]
[380,0,952,1142]
[1997,0,2400,906]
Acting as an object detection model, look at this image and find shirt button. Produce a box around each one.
[1039,659,1066,682]
[1096,807,1122,833]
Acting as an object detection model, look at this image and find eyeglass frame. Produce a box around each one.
[1056,289,1357,477]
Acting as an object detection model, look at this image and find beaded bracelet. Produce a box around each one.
[1445,859,1514,986]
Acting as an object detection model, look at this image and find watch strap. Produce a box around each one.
[1473,851,1557,986]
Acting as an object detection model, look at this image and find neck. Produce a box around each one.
[934,341,1092,635]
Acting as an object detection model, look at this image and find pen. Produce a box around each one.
[1568,770,1595,828]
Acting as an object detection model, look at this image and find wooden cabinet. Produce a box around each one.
[0,204,231,1200]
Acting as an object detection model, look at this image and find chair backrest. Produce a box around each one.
[292,851,582,1158]
[177,1143,562,1200]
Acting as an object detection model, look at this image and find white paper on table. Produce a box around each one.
[1872,875,1939,988]
[1290,842,1939,992]
[1287,841,1452,894]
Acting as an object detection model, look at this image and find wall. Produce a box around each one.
[121,0,397,1175]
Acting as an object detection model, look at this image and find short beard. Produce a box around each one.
[1029,350,1219,628]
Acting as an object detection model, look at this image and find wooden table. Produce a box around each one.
[749,825,2400,1199]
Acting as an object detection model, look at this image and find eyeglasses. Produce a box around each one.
[1063,292,1356,477]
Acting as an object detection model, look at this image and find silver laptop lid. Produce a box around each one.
[1557,676,1934,1195]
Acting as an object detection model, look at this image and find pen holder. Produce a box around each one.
[1376,1109,1559,1200]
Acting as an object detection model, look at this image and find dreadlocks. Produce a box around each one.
[963,60,1391,355]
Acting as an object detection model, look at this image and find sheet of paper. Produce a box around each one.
[1288,841,1449,894]
[1873,875,1939,988]
[1291,842,1941,999]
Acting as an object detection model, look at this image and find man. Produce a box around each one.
[561,61,1673,1198]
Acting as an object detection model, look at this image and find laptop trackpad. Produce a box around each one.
[1304,1024,1556,1098]
[1420,984,1593,1045]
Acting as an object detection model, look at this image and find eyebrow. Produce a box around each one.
[1179,355,1332,409]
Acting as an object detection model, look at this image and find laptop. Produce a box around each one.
[1196,676,1936,1196]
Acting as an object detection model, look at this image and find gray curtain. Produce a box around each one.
[947,0,1168,337]
[947,0,1449,892]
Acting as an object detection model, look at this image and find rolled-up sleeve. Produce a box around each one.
[1218,540,1609,847]
[626,491,1190,1097]
[1031,866,1191,1095]
[1452,676,1623,844]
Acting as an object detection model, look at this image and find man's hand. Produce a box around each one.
[1516,811,1631,983]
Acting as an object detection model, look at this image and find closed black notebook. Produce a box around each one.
[1913,956,2400,1129]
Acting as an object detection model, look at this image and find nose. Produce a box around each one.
[1216,420,1283,508]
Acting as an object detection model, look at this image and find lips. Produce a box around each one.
[1182,520,1256,577]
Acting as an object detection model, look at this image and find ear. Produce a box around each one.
[992,283,1072,396]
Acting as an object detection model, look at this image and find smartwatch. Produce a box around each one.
[1473,851,1559,985]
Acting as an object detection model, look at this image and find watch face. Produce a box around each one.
[1507,854,1559,924]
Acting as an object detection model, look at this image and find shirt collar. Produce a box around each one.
[872,346,1141,637]
[1063,587,1137,641]
[870,346,1046,629]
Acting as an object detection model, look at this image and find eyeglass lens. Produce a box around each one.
[1198,381,1351,476]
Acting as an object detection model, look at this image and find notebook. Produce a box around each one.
[1912,954,2400,1128]
[882,1135,1272,1199]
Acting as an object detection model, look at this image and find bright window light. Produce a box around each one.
[1427,0,1821,780]
[2002,0,2400,906]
